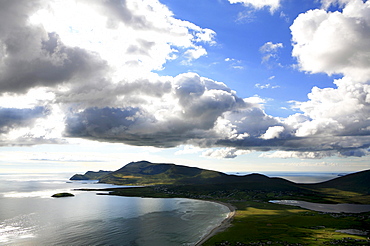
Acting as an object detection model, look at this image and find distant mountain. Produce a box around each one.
[309,169,370,193]
[69,161,370,195]
[98,161,229,185]
[70,170,112,180]
[70,161,299,190]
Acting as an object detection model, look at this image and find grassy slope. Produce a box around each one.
[70,170,112,180]
[98,161,229,185]
[204,200,370,246]
[300,169,370,204]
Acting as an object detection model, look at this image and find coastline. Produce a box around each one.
[195,201,236,246]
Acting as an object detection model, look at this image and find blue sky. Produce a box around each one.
[0,0,370,174]
[159,0,339,117]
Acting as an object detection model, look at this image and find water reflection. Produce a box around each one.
[0,174,229,245]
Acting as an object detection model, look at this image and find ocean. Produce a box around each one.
[0,173,229,246]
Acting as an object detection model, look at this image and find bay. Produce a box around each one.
[0,173,229,246]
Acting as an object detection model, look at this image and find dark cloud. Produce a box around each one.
[63,72,250,148]
[0,107,48,133]
[0,31,107,93]
[65,107,197,147]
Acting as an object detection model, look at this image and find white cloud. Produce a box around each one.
[1,0,370,161]
[225,57,245,69]
[260,126,285,140]
[255,83,279,89]
[228,0,281,13]
[202,148,251,159]
[260,42,284,65]
[290,0,370,81]
[260,42,284,53]
[183,46,207,64]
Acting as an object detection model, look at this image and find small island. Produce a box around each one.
[51,192,75,198]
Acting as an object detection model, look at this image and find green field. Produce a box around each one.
[203,200,370,245]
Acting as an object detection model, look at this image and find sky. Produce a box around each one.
[1,0,370,174]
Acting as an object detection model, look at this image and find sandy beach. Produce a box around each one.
[195,201,236,246]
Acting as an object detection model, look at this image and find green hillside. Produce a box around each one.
[71,161,302,192]
[97,161,228,185]
[311,169,370,193]
[300,169,370,204]
[70,161,370,199]
[70,170,112,180]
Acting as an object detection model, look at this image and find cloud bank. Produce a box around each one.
[1,0,370,160]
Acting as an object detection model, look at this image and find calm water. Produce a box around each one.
[0,173,229,246]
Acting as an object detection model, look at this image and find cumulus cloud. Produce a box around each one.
[0,0,218,146]
[0,106,65,146]
[0,2,108,94]
[0,107,47,133]
[1,0,370,160]
[291,0,370,81]
[260,126,285,140]
[64,73,248,148]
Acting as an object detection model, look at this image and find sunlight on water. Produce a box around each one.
[0,214,37,243]
[0,173,229,245]
[3,189,71,198]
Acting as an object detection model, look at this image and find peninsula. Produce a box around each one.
[72,161,370,245]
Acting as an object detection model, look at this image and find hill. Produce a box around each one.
[98,160,228,185]
[70,161,300,191]
[70,161,370,198]
[308,169,370,193]
[70,170,112,180]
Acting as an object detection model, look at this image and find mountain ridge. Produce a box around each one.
[69,161,370,195]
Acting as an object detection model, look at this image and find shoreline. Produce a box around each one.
[195,200,236,246]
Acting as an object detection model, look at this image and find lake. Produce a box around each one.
[0,173,229,245]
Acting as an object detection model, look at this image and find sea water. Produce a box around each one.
[0,173,229,246]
